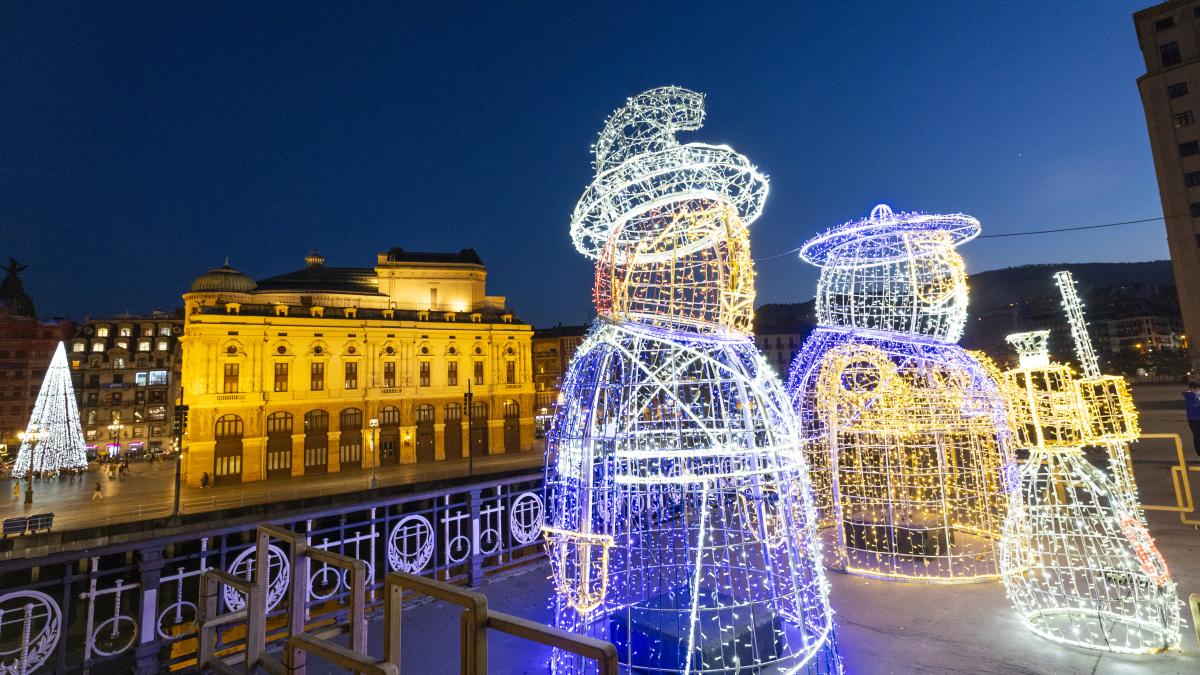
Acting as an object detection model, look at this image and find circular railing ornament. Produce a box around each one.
[509,492,545,545]
[0,590,61,674]
[387,515,435,573]
[223,544,290,613]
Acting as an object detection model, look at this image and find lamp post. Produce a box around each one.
[464,380,474,478]
[107,419,124,461]
[16,427,48,506]
[369,417,379,489]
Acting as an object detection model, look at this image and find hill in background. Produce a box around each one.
[755,260,1179,364]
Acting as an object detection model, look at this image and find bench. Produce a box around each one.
[2,516,27,537]
[26,513,53,534]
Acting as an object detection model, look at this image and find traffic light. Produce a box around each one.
[173,404,189,437]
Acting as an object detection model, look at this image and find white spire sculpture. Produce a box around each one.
[12,342,89,478]
[543,87,840,675]
[999,327,1179,653]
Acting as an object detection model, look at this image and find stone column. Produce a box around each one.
[291,433,305,477]
[327,430,342,472]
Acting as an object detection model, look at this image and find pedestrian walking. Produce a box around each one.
[1185,382,1200,460]
[12,482,19,500]
[201,472,210,489]
[92,481,103,501]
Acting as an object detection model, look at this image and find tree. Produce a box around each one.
[12,342,89,477]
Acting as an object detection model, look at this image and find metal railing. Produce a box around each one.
[196,525,612,675]
[198,569,264,674]
[0,472,545,673]
[384,571,617,675]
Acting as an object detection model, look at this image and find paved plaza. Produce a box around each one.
[0,448,543,532]
[343,384,1200,674]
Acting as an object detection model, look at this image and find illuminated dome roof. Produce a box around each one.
[189,264,257,293]
[800,203,980,268]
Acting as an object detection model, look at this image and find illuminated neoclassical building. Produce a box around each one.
[180,248,535,486]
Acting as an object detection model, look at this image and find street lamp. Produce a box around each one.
[16,427,48,506]
[107,418,124,460]
[369,417,379,489]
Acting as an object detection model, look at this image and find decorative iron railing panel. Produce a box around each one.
[0,473,545,674]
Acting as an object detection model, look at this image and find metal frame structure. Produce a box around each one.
[999,331,1180,654]
[545,86,839,674]
[787,204,1014,583]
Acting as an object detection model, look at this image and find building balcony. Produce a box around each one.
[216,393,247,402]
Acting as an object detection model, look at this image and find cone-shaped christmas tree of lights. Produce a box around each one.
[12,342,89,478]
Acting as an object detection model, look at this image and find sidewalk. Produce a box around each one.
[0,450,543,531]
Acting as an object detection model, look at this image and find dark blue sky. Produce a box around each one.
[0,1,1169,326]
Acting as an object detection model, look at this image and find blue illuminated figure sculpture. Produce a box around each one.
[543,87,840,674]
[785,205,1015,583]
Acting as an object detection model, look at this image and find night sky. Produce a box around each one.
[0,1,1171,327]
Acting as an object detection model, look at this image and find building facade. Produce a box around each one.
[1135,0,1200,373]
[1094,314,1185,352]
[180,249,535,486]
[0,259,74,453]
[531,324,588,433]
[67,312,183,457]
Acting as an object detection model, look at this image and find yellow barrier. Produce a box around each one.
[1137,433,1200,527]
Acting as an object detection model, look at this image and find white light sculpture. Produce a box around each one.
[544,87,840,675]
[1053,270,1140,503]
[786,204,1016,582]
[999,327,1180,653]
[12,342,89,478]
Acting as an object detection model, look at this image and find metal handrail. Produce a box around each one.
[259,524,397,675]
[384,571,618,675]
[197,569,264,674]
[1190,593,1200,647]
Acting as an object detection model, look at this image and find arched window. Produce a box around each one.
[379,405,401,426]
[444,403,463,461]
[469,402,489,457]
[415,404,436,463]
[215,414,244,438]
[339,408,364,469]
[378,405,401,465]
[304,410,329,431]
[340,408,363,430]
[265,412,293,479]
[303,410,330,475]
[213,415,244,485]
[266,411,294,435]
[503,400,520,453]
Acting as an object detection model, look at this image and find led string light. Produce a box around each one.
[543,86,840,675]
[12,342,89,478]
[998,323,1180,654]
[786,204,1016,583]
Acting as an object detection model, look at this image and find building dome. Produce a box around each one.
[189,264,257,293]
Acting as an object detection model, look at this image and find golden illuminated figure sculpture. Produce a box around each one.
[999,328,1180,653]
[543,87,839,674]
[785,204,1015,582]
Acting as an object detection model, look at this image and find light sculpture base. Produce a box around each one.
[545,321,839,675]
[1000,449,1180,654]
